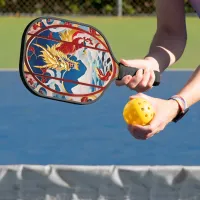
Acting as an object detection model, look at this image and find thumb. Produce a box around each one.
[129,92,148,100]
[130,93,158,109]
[129,93,159,128]
[147,111,162,133]
[120,59,147,69]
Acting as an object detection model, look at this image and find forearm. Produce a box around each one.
[176,66,200,108]
[146,33,187,73]
[145,0,187,73]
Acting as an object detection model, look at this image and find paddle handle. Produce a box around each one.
[116,63,160,86]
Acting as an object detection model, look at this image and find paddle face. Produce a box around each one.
[19,17,118,105]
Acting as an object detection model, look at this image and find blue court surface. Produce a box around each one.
[0,70,199,165]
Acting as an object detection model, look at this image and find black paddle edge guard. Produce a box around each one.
[19,16,161,106]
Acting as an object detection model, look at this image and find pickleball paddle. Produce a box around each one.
[19,16,160,105]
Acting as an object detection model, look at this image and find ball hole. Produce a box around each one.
[145,114,148,117]
[141,108,144,111]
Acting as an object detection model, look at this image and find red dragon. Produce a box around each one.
[56,36,93,55]
[55,30,111,82]
[96,68,112,81]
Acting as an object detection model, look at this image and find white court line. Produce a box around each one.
[0,68,195,72]
[166,68,194,71]
[0,68,18,71]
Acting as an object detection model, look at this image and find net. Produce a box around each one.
[1,165,200,200]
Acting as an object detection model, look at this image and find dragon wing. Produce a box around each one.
[59,29,77,42]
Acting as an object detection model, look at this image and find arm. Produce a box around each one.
[115,0,187,92]
[175,66,200,108]
[166,65,200,124]
[127,66,200,140]
[145,0,187,73]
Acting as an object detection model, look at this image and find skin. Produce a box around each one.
[115,0,187,92]
[117,0,200,139]
[129,66,200,140]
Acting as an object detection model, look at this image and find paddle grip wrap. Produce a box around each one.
[116,63,160,86]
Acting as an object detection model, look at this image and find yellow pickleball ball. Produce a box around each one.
[123,98,155,126]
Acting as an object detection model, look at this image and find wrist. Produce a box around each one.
[168,95,189,123]
[145,46,176,72]
[168,99,181,119]
[144,56,160,72]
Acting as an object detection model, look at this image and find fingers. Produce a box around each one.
[115,75,132,86]
[145,128,160,139]
[148,69,156,89]
[134,68,153,92]
[115,67,156,92]
[129,93,142,99]
[128,125,144,140]
[139,68,151,88]
[120,59,147,68]
[129,92,147,101]
[115,59,146,88]
[128,124,160,140]
[126,95,171,140]
[128,117,165,140]
[127,69,143,89]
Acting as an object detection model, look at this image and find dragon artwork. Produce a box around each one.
[23,18,114,103]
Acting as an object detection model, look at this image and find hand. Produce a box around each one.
[115,57,160,92]
[127,93,180,140]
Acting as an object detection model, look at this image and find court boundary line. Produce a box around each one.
[0,68,194,72]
